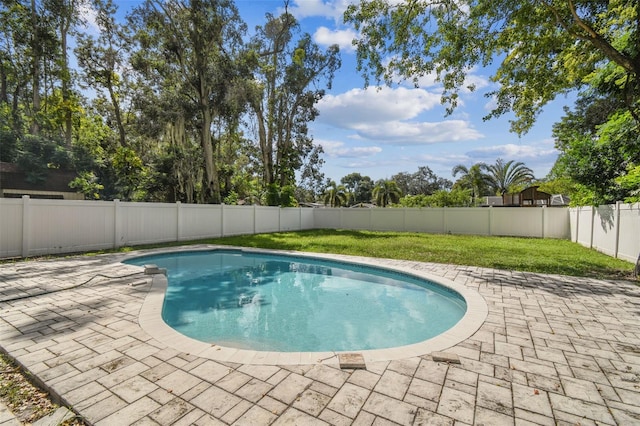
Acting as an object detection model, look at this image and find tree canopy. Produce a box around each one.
[345,0,640,134]
[0,0,340,204]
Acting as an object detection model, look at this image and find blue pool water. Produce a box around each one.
[126,250,466,352]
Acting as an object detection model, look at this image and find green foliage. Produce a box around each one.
[112,146,146,200]
[322,180,348,207]
[399,189,472,207]
[372,179,402,207]
[345,0,640,134]
[263,183,298,207]
[391,166,452,196]
[484,159,535,195]
[452,163,491,204]
[615,164,640,203]
[340,173,374,206]
[223,191,239,205]
[0,130,19,163]
[16,135,72,183]
[553,99,640,204]
[69,171,104,200]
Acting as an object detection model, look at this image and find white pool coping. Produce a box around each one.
[129,245,489,365]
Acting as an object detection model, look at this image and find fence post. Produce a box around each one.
[573,207,579,243]
[176,201,182,242]
[589,206,595,249]
[21,195,30,258]
[541,205,546,239]
[221,204,225,237]
[614,201,622,259]
[253,204,257,235]
[114,199,121,248]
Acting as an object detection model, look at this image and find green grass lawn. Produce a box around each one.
[122,229,635,280]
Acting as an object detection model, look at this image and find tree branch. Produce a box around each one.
[565,0,638,75]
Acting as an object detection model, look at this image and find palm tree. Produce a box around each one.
[322,181,348,207]
[452,163,490,205]
[372,179,402,207]
[484,158,535,195]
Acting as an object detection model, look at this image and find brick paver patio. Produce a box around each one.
[1,248,639,425]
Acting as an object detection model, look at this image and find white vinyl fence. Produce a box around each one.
[569,202,640,263]
[0,197,314,258]
[1,196,638,263]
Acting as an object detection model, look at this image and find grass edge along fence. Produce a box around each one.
[0,196,638,265]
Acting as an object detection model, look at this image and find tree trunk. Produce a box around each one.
[201,105,221,203]
[107,77,126,146]
[30,0,40,135]
[61,17,72,148]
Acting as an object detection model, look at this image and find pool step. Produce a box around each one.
[338,353,366,369]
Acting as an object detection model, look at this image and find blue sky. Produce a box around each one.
[107,0,570,184]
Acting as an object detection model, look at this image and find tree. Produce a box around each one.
[392,166,451,196]
[372,179,402,207]
[344,0,640,134]
[75,0,129,148]
[128,0,246,203]
[452,163,491,205]
[247,11,340,196]
[340,172,373,205]
[322,180,347,207]
[551,92,640,204]
[296,145,326,203]
[484,159,535,195]
[48,0,85,148]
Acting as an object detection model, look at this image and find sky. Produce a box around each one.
[107,0,572,184]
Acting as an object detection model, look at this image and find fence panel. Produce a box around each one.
[446,208,490,235]
[279,208,302,232]
[544,208,571,239]
[121,202,177,246]
[617,203,640,263]
[591,204,618,257]
[27,199,115,256]
[370,209,406,231]
[490,207,542,237]
[341,209,372,230]
[180,204,222,240]
[223,205,257,236]
[575,207,594,247]
[0,198,24,258]
[254,206,281,234]
[404,209,445,233]
[300,208,314,230]
[313,209,342,229]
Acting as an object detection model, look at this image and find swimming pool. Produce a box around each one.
[126,248,469,353]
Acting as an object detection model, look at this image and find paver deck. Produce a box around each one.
[1,247,640,425]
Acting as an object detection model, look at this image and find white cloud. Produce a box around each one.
[484,96,498,111]
[285,0,354,22]
[313,27,357,53]
[318,86,441,127]
[78,2,99,35]
[466,142,558,160]
[318,140,382,158]
[317,86,483,145]
[357,120,483,144]
[411,66,491,93]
